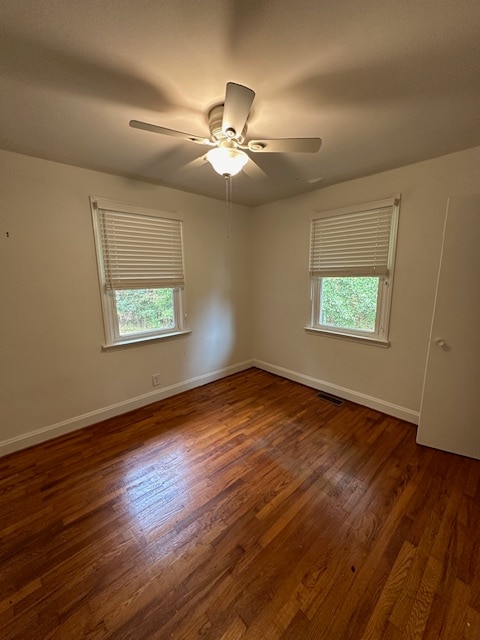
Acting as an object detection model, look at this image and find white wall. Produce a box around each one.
[251,146,480,421]
[0,149,252,455]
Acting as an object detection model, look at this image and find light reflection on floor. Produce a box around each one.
[123,445,190,530]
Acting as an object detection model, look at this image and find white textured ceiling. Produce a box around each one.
[1,0,480,206]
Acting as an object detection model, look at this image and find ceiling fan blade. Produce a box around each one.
[129,120,212,145]
[222,82,255,139]
[242,157,267,180]
[248,137,322,153]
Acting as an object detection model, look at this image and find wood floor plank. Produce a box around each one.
[1,368,479,640]
[464,607,480,639]
[403,555,443,639]
[219,617,247,640]
[360,540,417,639]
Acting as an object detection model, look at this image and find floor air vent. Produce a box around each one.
[317,391,344,406]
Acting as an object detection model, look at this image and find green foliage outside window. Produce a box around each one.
[115,289,175,335]
[320,277,379,332]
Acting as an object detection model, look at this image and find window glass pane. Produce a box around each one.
[320,277,379,332]
[114,288,175,336]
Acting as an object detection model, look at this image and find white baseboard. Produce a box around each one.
[1,358,418,458]
[253,359,419,424]
[0,360,254,458]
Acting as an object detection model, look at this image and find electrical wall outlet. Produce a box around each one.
[152,374,161,387]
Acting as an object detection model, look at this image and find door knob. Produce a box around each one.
[434,337,446,347]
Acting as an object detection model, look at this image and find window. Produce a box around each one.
[307,197,399,345]
[91,197,187,347]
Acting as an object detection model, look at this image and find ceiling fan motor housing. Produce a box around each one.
[208,104,246,143]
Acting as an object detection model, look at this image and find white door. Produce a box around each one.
[418,194,480,460]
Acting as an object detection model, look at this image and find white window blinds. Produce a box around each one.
[95,204,185,290]
[309,198,398,278]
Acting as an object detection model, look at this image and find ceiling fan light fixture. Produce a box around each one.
[206,147,248,176]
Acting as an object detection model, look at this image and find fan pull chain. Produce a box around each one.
[225,174,233,239]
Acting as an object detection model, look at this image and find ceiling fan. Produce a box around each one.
[129,82,322,179]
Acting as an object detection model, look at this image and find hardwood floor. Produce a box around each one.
[1,368,479,639]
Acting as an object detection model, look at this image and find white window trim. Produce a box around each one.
[306,196,400,346]
[90,197,188,348]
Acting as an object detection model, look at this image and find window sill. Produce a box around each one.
[304,326,389,348]
[102,329,191,350]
